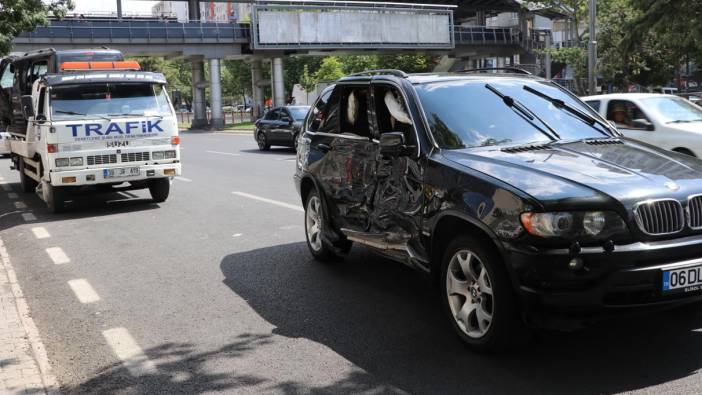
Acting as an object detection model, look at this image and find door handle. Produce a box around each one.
[316,143,332,152]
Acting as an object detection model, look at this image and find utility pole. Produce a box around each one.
[588,0,597,94]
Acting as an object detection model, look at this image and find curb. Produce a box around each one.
[0,237,60,395]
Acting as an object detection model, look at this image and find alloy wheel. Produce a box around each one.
[446,249,494,338]
[257,132,267,149]
[306,195,323,252]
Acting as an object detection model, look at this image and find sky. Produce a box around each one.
[72,0,159,15]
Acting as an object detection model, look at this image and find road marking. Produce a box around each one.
[175,176,192,182]
[102,328,157,376]
[22,212,37,222]
[67,279,101,304]
[14,201,27,209]
[31,227,50,239]
[7,192,18,199]
[45,247,69,265]
[231,191,303,212]
[206,150,240,157]
[232,233,242,238]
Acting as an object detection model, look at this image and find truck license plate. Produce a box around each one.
[662,265,702,293]
[103,167,140,179]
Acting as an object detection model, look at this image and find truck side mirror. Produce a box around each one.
[379,132,405,157]
[21,95,34,118]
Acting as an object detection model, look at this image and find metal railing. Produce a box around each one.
[16,19,250,44]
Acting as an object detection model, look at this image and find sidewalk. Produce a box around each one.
[0,237,58,395]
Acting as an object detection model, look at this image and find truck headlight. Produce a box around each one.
[164,150,176,159]
[152,151,165,160]
[55,158,70,167]
[521,211,627,239]
[69,157,83,166]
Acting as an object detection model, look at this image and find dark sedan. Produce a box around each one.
[254,105,310,151]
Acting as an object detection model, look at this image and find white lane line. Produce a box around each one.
[175,176,192,182]
[67,279,101,304]
[22,212,37,222]
[7,192,18,199]
[14,201,27,209]
[232,233,242,238]
[45,247,70,265]
[102,328,158,376]
[31,227,50,239]
[231,191,303,212]
[206,150,240,157]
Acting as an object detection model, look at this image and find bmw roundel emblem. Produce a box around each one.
[665,181,680,191]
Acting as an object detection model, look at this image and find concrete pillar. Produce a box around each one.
[272,57,285,107]
[545,34,552,79]
[250,59,264,120]
[188,0,201,22]
[497,57,505,69]
[116,0,123,19]
[209,58,224,130]
[190,59,208,129]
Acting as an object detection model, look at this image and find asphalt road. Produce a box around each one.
[2,131,702,395]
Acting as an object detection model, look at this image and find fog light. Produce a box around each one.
[568,257,584,271]
[62,176,76,183]
[152,151,165,160]
[164,168,176,176]
[55,158,69,167]
[86,174,95,181]
[69,157,83,166]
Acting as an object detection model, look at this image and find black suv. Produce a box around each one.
[294,69,702,350]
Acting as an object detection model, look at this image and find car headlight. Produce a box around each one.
[164,150,176,159]
[520,211,626,239]
[152,151,165,160]
[69,157,83,166]
[55,158,70,167]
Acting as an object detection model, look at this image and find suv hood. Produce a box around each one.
[443,138,702,209]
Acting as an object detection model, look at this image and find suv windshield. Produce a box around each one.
[50,82,173,121]
[416,78,607,149]
[642,96,702,123]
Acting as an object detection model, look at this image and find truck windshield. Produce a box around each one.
[415,79,607,149]
[50,82,172,121]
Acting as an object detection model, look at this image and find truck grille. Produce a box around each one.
[634,199,684,235]
[121,152,150,163]
[689,195,702,230]
[87,154,117,166]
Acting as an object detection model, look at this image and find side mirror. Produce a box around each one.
[632,118,654,131]
[379,132,405,157]
[21,95,34,118]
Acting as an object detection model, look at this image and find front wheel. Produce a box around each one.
[256,131,270,151]
[149,178,170,203]
[440,235,529,351]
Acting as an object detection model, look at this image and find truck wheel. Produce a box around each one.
[304,189,348,262]
[440,235,529,351]
[46,183,65,214]
[149,178,170,203]
[18,159,38,193]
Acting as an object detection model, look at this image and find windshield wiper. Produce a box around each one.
[55,110,111,122]
[108,113,163,119]
[485,83,560,140]
[522,85,612,137]
[668,118,702,124]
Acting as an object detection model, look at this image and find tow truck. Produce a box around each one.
[4,58,181,212]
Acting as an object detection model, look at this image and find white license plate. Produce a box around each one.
[103,167,140,179]
[662,265,702,293]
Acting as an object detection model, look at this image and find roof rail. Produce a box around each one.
[347,69,408,78]
[458,67,532,75]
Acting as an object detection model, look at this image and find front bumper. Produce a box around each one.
[507,235,702,328]
[49,163,181,186]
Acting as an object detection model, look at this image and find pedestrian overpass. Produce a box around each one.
[11,0,544,129]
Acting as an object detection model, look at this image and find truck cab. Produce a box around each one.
[8,60,181,212]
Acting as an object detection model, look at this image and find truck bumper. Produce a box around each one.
[49,163,181,186]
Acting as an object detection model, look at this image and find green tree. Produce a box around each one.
[0,0,74,56]
[131,57,192,105]
[221,59,252,106]
[314,56,345,82]
[298,64,317,104]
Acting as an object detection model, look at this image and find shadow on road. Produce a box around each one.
[220,242,702,394]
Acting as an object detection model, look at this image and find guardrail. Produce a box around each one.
[16,19,250,44]
[453,26,518,45]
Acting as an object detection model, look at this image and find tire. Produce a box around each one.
[304,189,348,262]
[256,131,270,151]
[149,178,170,203]
[19,159,38,193]
[440,235,529,351]
[293,133,299,152]
[45,183,65,214]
